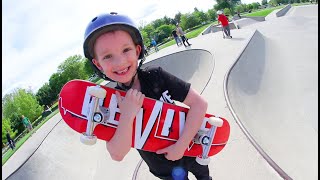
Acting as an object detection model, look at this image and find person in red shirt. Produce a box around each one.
[217,10,232,38]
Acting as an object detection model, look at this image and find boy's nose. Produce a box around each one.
[113,54,126,66]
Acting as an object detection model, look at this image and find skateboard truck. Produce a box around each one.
[80,85,107,145]
[194,117,223,165]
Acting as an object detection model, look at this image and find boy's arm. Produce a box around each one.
[156,88,207,161]
[106,89,144,161]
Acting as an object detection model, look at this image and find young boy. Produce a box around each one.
[217,10,232,38]
[83,12,211,180]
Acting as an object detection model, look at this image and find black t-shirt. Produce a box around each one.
[115,67,192,174]
[172,30,178,38]
[116,66,190,103]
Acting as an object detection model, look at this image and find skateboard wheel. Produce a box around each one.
[88,86,107,99]
[93,112,103,122]
[80,133,97,145]
[196,156,211,165]
[207,117,223,127]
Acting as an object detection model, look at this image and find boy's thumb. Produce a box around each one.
[156,148,167,154]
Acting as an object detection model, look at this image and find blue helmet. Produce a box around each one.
[83,12,145,81]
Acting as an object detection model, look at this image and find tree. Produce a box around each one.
[49,55,88,99]
[2,88,43,134]
[156,24,175,42]
[180,13,200,30]
[162,15,174,25]
[214,0,241,15]
[48,72,64,99]
[252,2,260,9]
[151,19,165,29]
[269,0,279,6]
[173,12,182,25]
[57,55,88,80]
[207,9,218,21]
[193,10,209,24]
[140,30,150,46]
[2,118,17,144]
[36,82,55,107]
[83,59,95,77]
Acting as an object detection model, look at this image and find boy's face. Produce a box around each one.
[92,30,141,85]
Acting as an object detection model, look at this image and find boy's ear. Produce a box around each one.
[92,59,103,71]
[136,45,142,57]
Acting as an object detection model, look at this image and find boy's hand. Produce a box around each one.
[115,89,145,121]
[156,144,186,161]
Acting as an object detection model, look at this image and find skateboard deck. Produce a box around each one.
[58,79,230,162]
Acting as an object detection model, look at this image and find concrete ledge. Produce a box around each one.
[276,4,292,17]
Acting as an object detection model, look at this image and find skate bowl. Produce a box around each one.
[225,8,318,179]
[107,49,214,94]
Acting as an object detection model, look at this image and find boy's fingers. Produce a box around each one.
[115,91,122,102]
[156,147,167,154]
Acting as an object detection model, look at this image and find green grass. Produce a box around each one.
[244,6,285,17]
[96,78,104,84]
[2,109,60,165]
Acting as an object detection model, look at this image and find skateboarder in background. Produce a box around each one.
[176,23,192,47]
[217,10,232,38]
[83,12,211,179]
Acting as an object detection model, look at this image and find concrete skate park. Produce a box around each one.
[3,4,318,180]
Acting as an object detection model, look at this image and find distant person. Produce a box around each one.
[237,11,241,19]
[144,45,149,56]
[217,10,232,38]
[171,29,182,47]
[21,115,33,133]
[6,130,15,150]
[151,38,159,52]
[176,23,192,47]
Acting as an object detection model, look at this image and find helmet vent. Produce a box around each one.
[91,17,98,22]
[110,12,118,15]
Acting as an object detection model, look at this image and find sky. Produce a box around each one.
[2,0,259,98]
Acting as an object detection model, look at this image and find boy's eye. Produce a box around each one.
[123,48,131,53]
[103,54,112,60]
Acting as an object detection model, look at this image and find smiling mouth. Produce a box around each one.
[114,66,130,75]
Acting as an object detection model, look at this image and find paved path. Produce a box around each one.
[2,4,317,180]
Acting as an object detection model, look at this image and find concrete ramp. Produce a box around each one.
[141,49,214,93]
[234,18,263,29]
[5,118,142,180]
[226,12,318,179]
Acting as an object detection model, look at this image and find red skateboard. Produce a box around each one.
[58,80,230,165]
